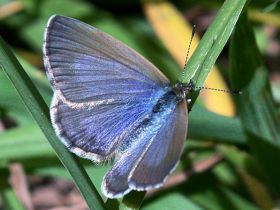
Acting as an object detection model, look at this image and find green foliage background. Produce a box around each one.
[0,0,280,209]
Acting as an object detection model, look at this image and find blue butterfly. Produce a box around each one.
[43,15,188,198]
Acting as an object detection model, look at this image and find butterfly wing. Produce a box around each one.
[51,94,159,161]
[102,96,187,198]
[44,15,170,161]
[128,101,187,190]
[44,15,169,106]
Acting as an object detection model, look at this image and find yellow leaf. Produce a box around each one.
[142,1,235,116]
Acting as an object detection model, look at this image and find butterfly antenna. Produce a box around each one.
[183,24,196,71]
[195,86,242,94]
[181,27,242,95]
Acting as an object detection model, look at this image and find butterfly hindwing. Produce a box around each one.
[128,101,187,190]
[51,94,162,161]
[102,92,187,198]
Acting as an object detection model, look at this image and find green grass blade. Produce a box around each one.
[1,187,26,210]
[229,11,280,195]
[0,169,26,210]
[178,0,246,107]
[0,124,54,164]
[142,193,204,210]
[0,36,106,210]
[105,191,146,210]
[189,106,246,144]
[217,145,275,209]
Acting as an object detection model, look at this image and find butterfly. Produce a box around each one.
[43,15,189,198]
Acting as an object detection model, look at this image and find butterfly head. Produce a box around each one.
[173,80,196,102]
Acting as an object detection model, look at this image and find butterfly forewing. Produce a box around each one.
[51,93,166,161]
[44,15,169,106]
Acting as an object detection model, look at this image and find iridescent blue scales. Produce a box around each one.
[43,15,188,198]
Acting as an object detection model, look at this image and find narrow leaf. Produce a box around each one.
[179,0,246,107]
[0,36,106,210]
[230,10,280,195]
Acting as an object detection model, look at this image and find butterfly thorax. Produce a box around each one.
[152,89,181,113]
[172,81,195,101]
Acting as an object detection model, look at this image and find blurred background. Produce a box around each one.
[0,0,280,209]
